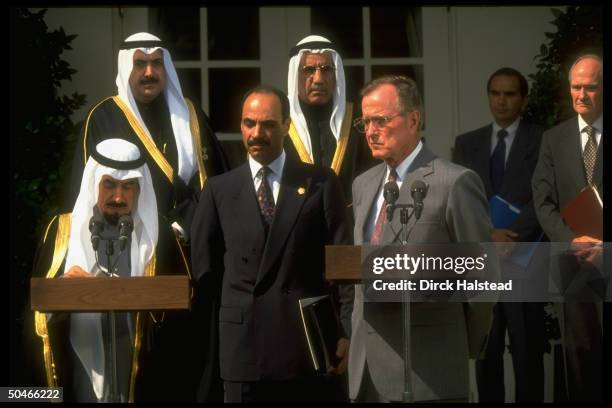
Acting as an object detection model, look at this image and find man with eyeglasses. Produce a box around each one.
[286,35,375,207]
[348,75,496,402]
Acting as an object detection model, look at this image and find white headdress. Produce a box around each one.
[287,35,346,161]
[116,32,195,183]
[65,138,158,399]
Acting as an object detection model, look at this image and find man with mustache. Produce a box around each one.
[286,35,375,208]
[65,33,227,401]
[68,32,227,244]
[532,54,603,401]
[191,85,352,402]
[29,139,190,402]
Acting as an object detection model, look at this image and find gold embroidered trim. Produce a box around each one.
[42,215,58,244]
[128,254,157,402]
[330,102,353,175]
[185,98,208,190]
[35,213,72,390]
[112,96,174,183]
[288,122,314,164]
[289,102,354,175]
[83,97,114,167]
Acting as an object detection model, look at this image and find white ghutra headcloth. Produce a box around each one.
[116,32,195,183]
[287,35,346,161]
[65,138,158,400]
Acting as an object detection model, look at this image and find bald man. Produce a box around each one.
[532,54,603,402]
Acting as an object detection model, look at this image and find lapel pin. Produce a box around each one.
[297,187,306,195]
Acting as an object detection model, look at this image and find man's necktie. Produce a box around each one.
[490,128,508,195]
[370,168,399,245]
[256,166,275,226]
[583,125,597,186]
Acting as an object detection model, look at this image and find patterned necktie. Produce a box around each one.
[370,168,399,245]
[256,166,275,226]
[583,125,597,186]
[490,128,508,195]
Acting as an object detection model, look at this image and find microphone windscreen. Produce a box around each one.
[383,181,400,204]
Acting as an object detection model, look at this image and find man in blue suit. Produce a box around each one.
[453,67,545,402]
[191,85,352,402]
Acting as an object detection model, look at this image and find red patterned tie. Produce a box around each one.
[370,168,398,244]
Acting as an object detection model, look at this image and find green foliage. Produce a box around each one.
[11,7,86,274]
[524,6,602,128]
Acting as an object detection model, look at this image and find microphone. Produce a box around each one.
[118,215,134,252]
[89,214,104,251]
[383,181,400,222]
[410,180,428,220]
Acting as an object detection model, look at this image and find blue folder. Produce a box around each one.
[508,233,544,268]
[489,195,540,268]
[489,195,520,229]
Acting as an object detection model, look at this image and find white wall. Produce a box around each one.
[41,7,149,123]
[41,8,115,122]
[38,6,559,147]
[452,6,558,136]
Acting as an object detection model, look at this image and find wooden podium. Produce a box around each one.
[325,245,361,281]
[30,275,191,312]
[30,275,190,402]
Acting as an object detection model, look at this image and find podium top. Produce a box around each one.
[30,275,190,312]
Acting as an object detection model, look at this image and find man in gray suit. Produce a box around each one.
[532,54,603,402]
[348,75,496,402]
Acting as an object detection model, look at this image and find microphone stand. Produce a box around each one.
[388,203,416,402]
[104,239,122,403]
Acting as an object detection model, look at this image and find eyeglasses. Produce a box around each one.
[353,113,404,133]
[300,64,335,77]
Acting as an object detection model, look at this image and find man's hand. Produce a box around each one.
[171,222,188,245]
[492,229,518,256]
[327,337,349,375]
[571,235,603,265]
[491,228,518,242]
[62,265,94,278]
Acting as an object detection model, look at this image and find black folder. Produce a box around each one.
[298,294,340,374]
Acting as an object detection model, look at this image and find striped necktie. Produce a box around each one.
[370,168,399,245]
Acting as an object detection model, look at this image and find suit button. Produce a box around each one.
[241,256,248,263]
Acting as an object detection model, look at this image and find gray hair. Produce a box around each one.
[360,75,424,129]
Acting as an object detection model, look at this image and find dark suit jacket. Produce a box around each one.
[454,120,544,242]
[532,116,603,242]
[191,153,352,382]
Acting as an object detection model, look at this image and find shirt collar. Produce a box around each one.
[578,114,603,134]
[388,140,423,182]
[492,116,521,136]
[249,150,286,180]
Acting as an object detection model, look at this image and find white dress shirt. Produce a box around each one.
[365,141,423,243]
[578,114,603,152]
[248,150,285,204]
[491,117,521,165]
